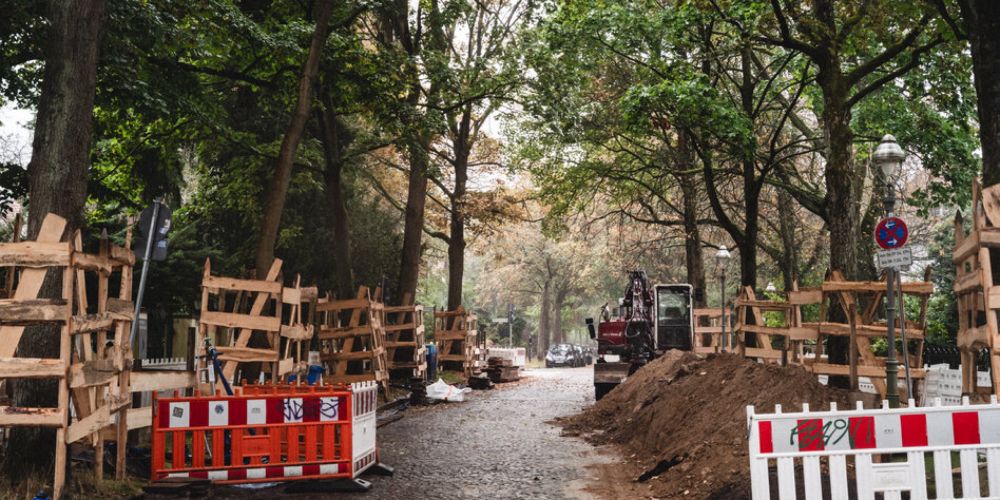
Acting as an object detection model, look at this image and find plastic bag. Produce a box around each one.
[425,378,472,402]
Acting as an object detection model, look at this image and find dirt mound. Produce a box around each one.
[562,352,850,499]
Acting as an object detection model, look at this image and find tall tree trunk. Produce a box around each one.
[677,164,706,308]
[538,279,552,358]
[398,136,430,302]
[553,287,568,345]
[254,0,333,277]
[317,101,355,300]
[961,1,1000,187]
[8,0,106,477]
[446,110,472,310]
[777,189,798,291]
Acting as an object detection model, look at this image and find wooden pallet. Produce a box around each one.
[803,270,931,400]
[316,286,389,392]
[734,285,814,364]
[196,258,287,391]
[955,179,1000,395]
[434,307,478,377]
[384,294,426,379]
[0,213,138,498]
[692,308,730,354]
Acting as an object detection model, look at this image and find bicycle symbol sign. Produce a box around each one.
[874,217,908,250]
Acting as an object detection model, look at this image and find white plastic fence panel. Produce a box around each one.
[748,396,1000,499]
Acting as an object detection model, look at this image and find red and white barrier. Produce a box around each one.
[351,381,378,475]
[748,397,1000,499]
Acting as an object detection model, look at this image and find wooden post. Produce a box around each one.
[849,303,858,392]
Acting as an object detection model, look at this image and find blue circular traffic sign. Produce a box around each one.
[874,217,908,250]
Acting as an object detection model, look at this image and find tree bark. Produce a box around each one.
[777,189,798,291]
[553,287,568,345]
[254,0,333,277]
[960,1,1000,187]
[538,278,552,357]
[317,99,355,300]
[446,108,472,310]
[398,136,431,301]
[8,0,106,477]
[677,133,706,308]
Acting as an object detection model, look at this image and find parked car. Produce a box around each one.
[582,347,594,365]
[545,344,583,367]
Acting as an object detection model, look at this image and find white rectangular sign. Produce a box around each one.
[495,318,508,324]
[877,247,912,270]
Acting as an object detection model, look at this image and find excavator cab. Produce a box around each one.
[654,284,694,351]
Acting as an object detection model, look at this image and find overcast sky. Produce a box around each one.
[0,103,33,166]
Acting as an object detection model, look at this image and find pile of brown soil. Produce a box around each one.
[560,352,850,499]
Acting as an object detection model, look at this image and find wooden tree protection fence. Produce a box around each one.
[316,286,389,392]
[434,307,478,377]
[0,212,22,299]
[733,286,815,364]
[277,277,316,380]
[0,213,139,498]
[954,179,1000,396]
[197,258,287,391]
[692,308,730,354]
[802,271,932,400]
[383,294,426,380]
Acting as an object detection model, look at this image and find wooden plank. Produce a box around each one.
[742,347,784,360]
[72,252,112,273]
[323,348,384,361]
[126,406,152,430]
[953,229,982,262]
[281,286,302,304]
[0,357,65,378]
[66,404,112,444]
[277,357,295,376]
[215,346,279,363]
[71,313,115,334]
[317,326,377,339]
[280,324,312,340]
[0,299,69,323]
[808,363,925,378]
[200,311,281,332]
[0,214,66,357]
[786,289,822,304]
[0,406,64,426]
[108,245,135,266]
[693,308,725,317]
[955,270,983,294]
[733,299,793,310]
[315,298,370,312]
[68,359,118,388]
[203,274,282,295]
[129,370,197,392]
[739,324,817,340]
[803,321,925,339]
[221,258,282,380]
[822,280,933,294]
[0,242,70,267]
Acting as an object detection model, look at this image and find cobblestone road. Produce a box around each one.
[346,366,603,500]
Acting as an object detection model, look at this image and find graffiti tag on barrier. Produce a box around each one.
[788,418,875,450]
[321,398,339,420]
[283,398,304,422]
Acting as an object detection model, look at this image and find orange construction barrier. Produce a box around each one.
[151,381,379,483]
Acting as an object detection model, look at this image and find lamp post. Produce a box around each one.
[874,134,906,409]
[765,282,777,293]
[716,246,732,352]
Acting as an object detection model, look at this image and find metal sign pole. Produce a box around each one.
[897,270,913,400]
[129,200,160,348]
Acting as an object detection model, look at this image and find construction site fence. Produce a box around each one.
[151,381,378,484]
[748,397,1000,499]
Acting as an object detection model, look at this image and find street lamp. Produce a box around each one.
[765,282,777,293]
[873,134,906,409]
[716,246,732,352]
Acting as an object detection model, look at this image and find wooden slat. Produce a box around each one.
[317,326,378,339]
[0,214,66,357]
[0,406,64,426]
[281,286,302,304]
[200,311,281,332]
[787,289,822,304]
[129,370,197,392]
[733,299,793,310]
[69,359,118,388]
[323,348,384,361]
[955,270,983,294]
[126,406,152,430]
[71,313,115,333]
[280,324,312,340]
[203,274,282,295]
[108,245,135,266]
[0,299,69,323]
[809,362,925,378]
[0,357,65,378]
[215,346,279,363]
[316,298,370,312]
[0,242,70,267]
[66,404,113,444]
[803,321,925,339]
[72,252,112,273]
[954,229,982,262]
[693,308,724,317]
[739,324,817,340]
[822,280,933,294]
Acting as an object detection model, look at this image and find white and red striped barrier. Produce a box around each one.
[152,382,381,485]
[748,397,1000,499]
